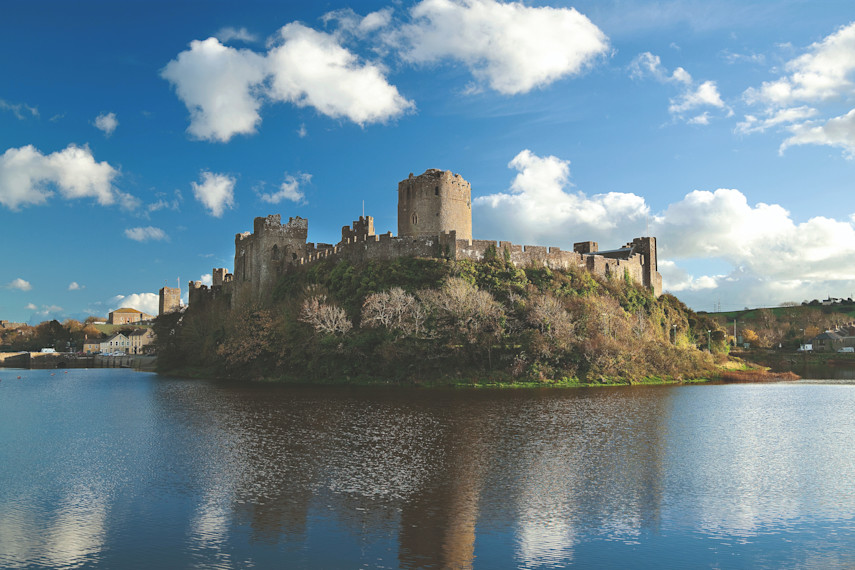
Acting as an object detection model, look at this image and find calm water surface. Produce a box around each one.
[2,369,855,568]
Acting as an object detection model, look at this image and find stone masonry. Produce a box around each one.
[189,169,662,307]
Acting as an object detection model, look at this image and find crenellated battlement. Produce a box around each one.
[190,168,662,308]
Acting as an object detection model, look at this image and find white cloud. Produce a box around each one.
[389,0,609,95]
[259,172,310,204]
[7,278,32,291]
[147,190,182,213]
[630,52,727,123]
[0,144,124,210]
[296,123,307,138]
[266,23,414,125]
[163,24,413,142]
[27,304,64,319]
[779,108,855,158]
[653,188,855,286]
[476,149,855,310]
[68,282,83,291]
[736,105,819,134]
[744,21,855,107]
[94,112,118,136]
[124,226,168,242]
[721,50,765,65]
[162,38,268,142]
[192,171,235,217]
[200,274,213,286]
[0,99,38,120]
[323,7,393,36]
[669,80,725,115]
[109,293,159,316]
[742,22,855,157]
[474,150,648,246]
[215,26,258,44]
[658,260,721,292]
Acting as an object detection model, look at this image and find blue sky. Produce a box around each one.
[2,0,855,324]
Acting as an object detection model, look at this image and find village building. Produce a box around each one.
[100,333,130,354]
[108,308,154,325]
[811,324,855,352]
[128,328,156,354]
[83,338,101,355]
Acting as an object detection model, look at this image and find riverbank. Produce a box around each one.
[0,352,157,371]
[161,358,792,389]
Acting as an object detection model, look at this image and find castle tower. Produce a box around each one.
[212,268,228,287]
[398,169,472,241]
[233,214,309,304]
[159,286,180,315]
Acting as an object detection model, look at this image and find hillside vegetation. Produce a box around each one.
[154,253,726,385]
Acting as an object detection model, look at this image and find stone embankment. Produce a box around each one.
[0,352,157,371]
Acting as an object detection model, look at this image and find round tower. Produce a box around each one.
[397,169,472,240]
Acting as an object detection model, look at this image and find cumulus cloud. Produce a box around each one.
[192,171,235,217]
[630,52,728,123]
[94,112,118,136]
[475,150,648,246]
[109,293,159,316]
[6,278,32,291]
[162,38,268,142]
[162,25,413,142]
[259,172,311,204]
[266,23,413,125]
[68,282,83,291]
[124,226,168,242]
[476,149,855,310]
[0,144,125,210]
[742,22,855,156]
[388,0,609,95]
[200,274,213,286]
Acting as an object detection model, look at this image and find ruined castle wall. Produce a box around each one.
[398,169,472,240]
[233,214,308,305]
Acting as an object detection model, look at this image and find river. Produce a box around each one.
[1,369,854,568]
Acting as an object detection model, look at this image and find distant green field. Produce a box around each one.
[705,304,855,321]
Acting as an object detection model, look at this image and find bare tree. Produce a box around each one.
[299,294,352,335]
[362,287,428,338]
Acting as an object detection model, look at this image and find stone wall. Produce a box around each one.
[189,168,662,308]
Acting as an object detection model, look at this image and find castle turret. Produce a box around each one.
[398,169,472,241]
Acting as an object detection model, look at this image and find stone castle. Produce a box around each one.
[189,168,662,307]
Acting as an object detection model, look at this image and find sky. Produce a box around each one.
[2,0,855,324]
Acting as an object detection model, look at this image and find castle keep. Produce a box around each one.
[189,169,662,306]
